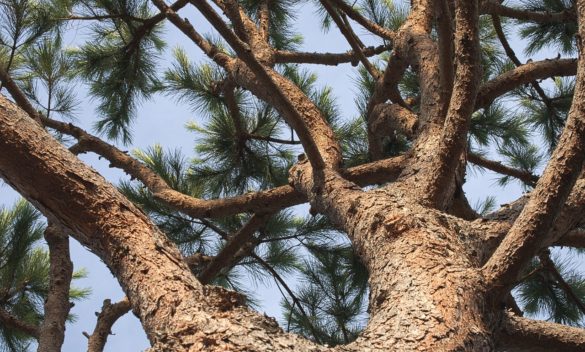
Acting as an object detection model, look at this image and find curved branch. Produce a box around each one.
[482,13,585,289]
[42,116,406,218]
[476,59,577,110]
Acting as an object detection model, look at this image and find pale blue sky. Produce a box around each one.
[0,1,554,351]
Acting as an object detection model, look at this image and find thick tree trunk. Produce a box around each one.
[0,92,506,351]
[0,95,324,351]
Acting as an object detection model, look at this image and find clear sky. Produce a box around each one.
[0,1,551,351]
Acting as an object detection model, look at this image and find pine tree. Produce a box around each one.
[1,0,585,351]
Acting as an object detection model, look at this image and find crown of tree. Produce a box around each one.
[1,0,585,351]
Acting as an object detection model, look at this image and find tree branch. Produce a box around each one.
[123,0,190,56]
[38,223,73,352]
[249,253,323,344]
[436,0,455,103]
[273,45,389,66]
[198,213,270,284]
[556,228,585,248]
[414,0,481,208]
[467,153,539,187]
[538,249,585,315]
[0,65,43,125]
[481,0,576,23]
[150,0,231,67]
[42,115,406,218]
[491,13,559,116]
[191,0,339,171]
[482,10,585,289]
[320,0,380,79]
[0,94,333,350]
[0,306,39,338]
[476,58,577,110]
[499,312,585,351]
[327,0,395,40]
[83,298,132,352]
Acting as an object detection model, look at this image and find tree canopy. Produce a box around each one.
[1,0,585,351]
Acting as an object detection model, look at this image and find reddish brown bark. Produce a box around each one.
[1,0,585,350]
[84,298,132,352]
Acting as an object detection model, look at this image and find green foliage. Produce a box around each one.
[358,0,408,33]
[240,0,304,50]
[119,146,211,255]
[469,103,529,149]
[162,48,228,116]
[73,0,165,143]
[519,77,574,152]
[0,200,89,351]
[518,0,577,56]
[188,102,294,197]
[473,196,497,216]
[497,143,542,189]
[516,253,585,326]
[0,200,45,351]
[3,0,585,346]
[282,242,368,345]
[20,34,77,119]
[0,0,66,67]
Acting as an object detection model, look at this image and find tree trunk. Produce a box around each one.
[0,92,505,350]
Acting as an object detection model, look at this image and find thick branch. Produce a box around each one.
[482,10,585,289]
[414,0,481,208]
[500,313,585,351]
[43,116,405,217]
[436,0,455,103]
[84,298,132,352]
[0,95,329,351]
[38,224,73,352]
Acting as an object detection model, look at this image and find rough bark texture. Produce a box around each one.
[37,225,73,352]
[85,298,132,352]
[1,0,585,350]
